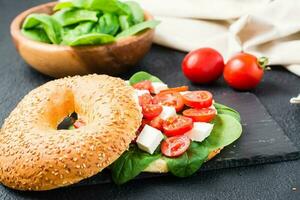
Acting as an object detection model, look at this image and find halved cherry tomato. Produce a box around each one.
[142,104,162,119]
[161,135,191,157]
[163,115,193,137]
[138,93,152,106]
[153,91,184,112]
[161,86,189,93]
[183,108,216,122]
[182,91,213,108]
[74,120,85,128]
[149,116,164,131]
[133,80,154,93]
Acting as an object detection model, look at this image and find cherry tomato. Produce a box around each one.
[133,80,154,93]
[224,53,268,90]
[153,91,184,112]
[160,86,189,93]
[183,108,216,122]
[182,48,224,83]
[182,91,213,108]
[161,135,191,157]
[142,104,162,119]
[138,93,152,106]
[149,116,164,131]
[74,120,85,128]
[163,115,193,137]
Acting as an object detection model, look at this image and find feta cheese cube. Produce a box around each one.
[159,106,176,120]
[151,82,168,94]
[135,89,150,97]
[179,91,190,96]
[185,122,214,142]
[136,125,164,154]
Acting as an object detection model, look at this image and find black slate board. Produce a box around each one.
[74,92,300,186]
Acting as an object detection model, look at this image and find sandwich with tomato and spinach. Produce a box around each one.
[108,71,242,184]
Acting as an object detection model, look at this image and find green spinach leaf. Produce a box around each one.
[65,33,115,46]
[165,142,209,177]
[116,20,160,38]
[22,13,62,44]
[125,1,144,24]
[111,145,161,184]
[129,71,162,85]
[95,0,130,14]
[21,28,51,43]
[53,9,98,27]
[62,22,95,44]
[53,1,75,11]
[54,0,91,11]
[214,103,241,122]
[93,13,120,35]
[204,114,242,152]
[119,15,133,31]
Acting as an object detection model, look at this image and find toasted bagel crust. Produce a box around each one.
[0,74,142,190]
[143,148,223,173]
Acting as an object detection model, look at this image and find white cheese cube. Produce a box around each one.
[151,82,168,94]
[136,125,164,154]
[135,89,150,97]
[159,106,176,120]
[179,91,190,96]
[185,122,214,142]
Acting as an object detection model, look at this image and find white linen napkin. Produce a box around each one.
[129,0,300,77]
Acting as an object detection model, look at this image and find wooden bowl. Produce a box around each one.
[10,2,155,78]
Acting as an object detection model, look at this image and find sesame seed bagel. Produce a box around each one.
[0,74,142,191]
[143,148,223,173]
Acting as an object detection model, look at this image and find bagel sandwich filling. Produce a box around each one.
[110,72,242,184]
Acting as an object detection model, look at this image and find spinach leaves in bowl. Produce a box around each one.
[21,0,160,46]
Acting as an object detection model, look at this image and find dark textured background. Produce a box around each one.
[0,0,299,199]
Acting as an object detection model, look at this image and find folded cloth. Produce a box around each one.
[129,0,300,76]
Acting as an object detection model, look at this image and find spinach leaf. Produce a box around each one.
[214,103,241,122]
[53,9,98,27]
[21,28,51,43]
[53,1,75,11]
[54,0,91,11]
[62,22,95,44]
[93,13,120,35]
[65,33,115,46]
[125,1,144,24]
[22,14,62,44]
[204,114,242,152]
[119,15,133,31]
[165,142,209,177]
[116,20,160,38]
[111,145,161,184]
[87,0,131,15]
[129,71,162,85]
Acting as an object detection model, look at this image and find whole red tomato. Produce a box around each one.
[182,48,224,83]
[224,53,268,90]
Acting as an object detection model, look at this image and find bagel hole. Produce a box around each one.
[57,112,78,130]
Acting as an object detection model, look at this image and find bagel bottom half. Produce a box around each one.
[144,148,223,173]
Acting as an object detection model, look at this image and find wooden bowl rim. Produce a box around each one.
[10,1,154,50]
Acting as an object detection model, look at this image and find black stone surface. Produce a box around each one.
[0,0,299,199]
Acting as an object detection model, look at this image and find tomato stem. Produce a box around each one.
[258,57,269,70]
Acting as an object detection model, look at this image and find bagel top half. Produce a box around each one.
[0,74,142,191]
